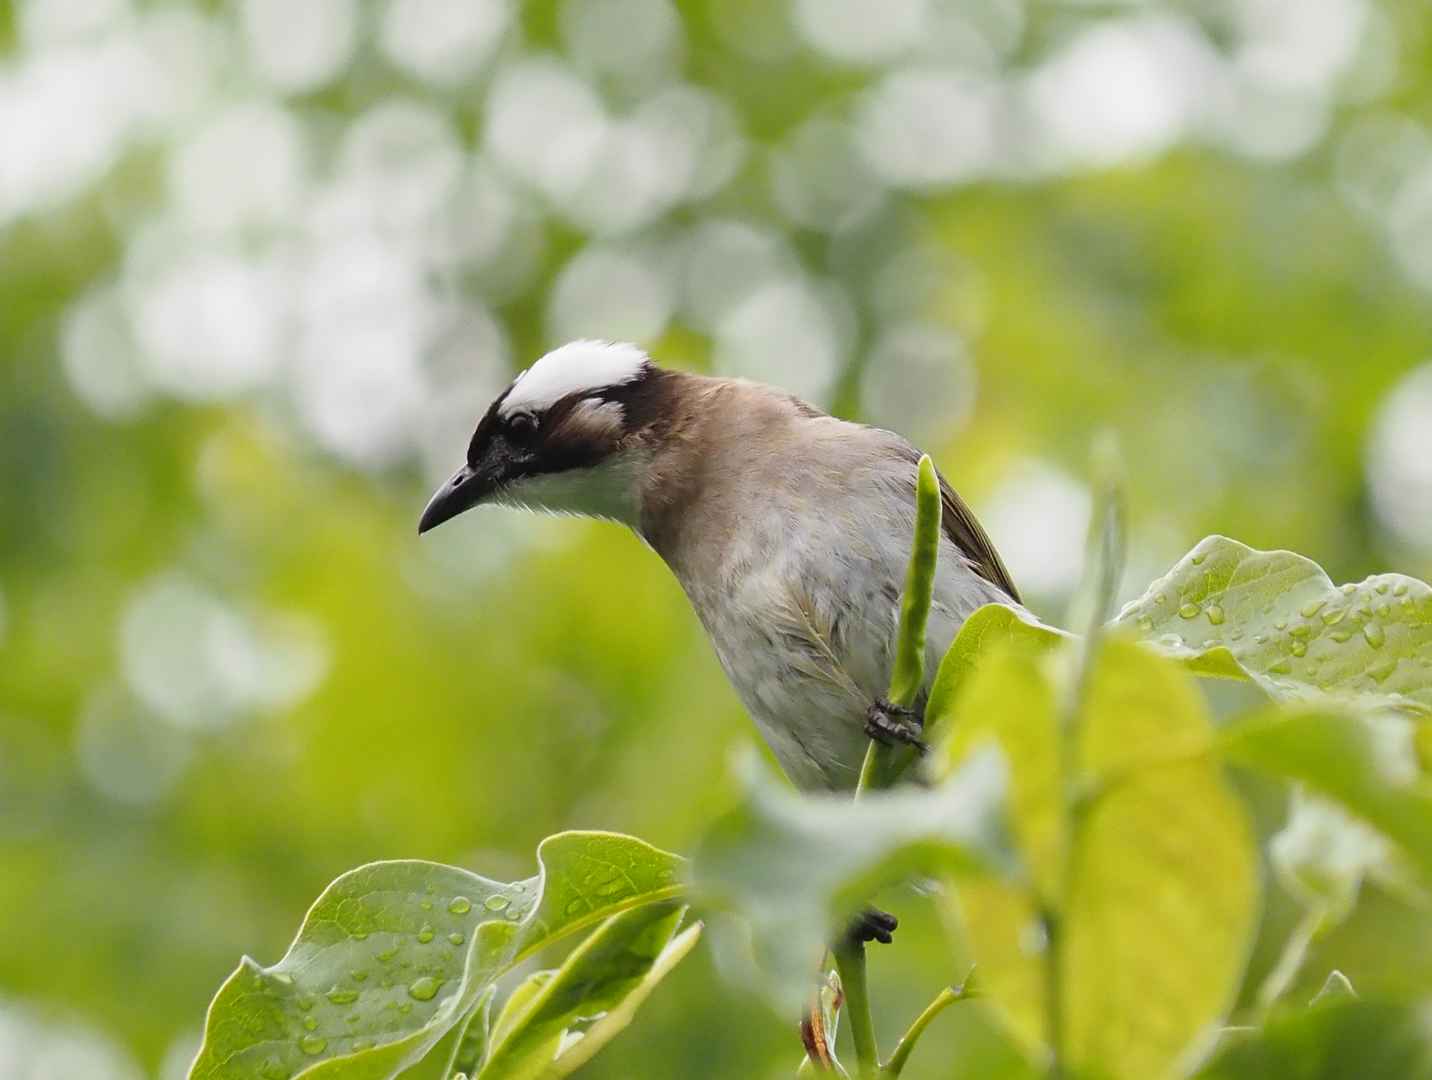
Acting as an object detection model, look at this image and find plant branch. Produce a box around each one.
[882,971,980,1077]
[858,455,943,795]
[833,939,879,1079]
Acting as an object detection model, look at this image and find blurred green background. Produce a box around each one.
[2,0,1432,1075]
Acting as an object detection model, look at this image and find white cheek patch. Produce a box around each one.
[494,450,652,525]
[500,340,649,418]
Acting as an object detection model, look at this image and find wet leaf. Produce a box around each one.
[188,833,682,1080]
[479,903,699,1079]
[1113,536,1432,714]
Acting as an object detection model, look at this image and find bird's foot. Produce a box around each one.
[845,906,899,947]
[864,698,928,754]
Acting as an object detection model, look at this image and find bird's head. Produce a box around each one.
[418,340,667,534]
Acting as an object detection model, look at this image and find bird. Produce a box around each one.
[419,339,1021,797]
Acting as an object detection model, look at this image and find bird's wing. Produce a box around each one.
[880,433,1021,604]
[936,470,1021,604]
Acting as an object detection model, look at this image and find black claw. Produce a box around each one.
[846,907,899,946]
[864,699,928,753]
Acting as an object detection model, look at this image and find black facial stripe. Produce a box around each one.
[466,384,515,466]
[464,362,661,484]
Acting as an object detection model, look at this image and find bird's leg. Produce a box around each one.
[864,698,928,753]
[845,906,899,946]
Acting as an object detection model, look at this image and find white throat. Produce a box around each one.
[492,450,650,526]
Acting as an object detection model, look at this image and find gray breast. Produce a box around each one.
[674,443,1013,789]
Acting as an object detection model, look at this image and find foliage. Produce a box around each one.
[189,835,686,1080]
[190,463,1432,1078]
[7,2,1432,1077]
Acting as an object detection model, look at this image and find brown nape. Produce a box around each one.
[619,367,727,552]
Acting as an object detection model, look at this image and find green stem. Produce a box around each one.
[835,456,943,1077]
[882,975,978,1077]
[1255,907,1324,1019]
[833,940,879,1079]
[1042,908,1064,1080]
[859,455,943,796]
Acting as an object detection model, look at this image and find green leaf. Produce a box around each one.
[480,906,701,1079]
[1270,788,1399,932]
[1113,535,1432,714]
[923,603,1068,749]
[449,988,496,1079]
[941,638,1259,1078]
[487,974,555,1056]
[1221,707,1432,881]
[1062,640,1259,1078]
[929,641,1071,1053]
[1195,1000,1432,1080]
[691,749,1011,1008]
[396,991,490,1080]
[189,832,683,1080]
[536,921,702,1078]
[1309,971,1357,1006]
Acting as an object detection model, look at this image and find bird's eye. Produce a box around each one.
[507,412,539,443]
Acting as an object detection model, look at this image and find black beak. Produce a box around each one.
[418,464,489,535]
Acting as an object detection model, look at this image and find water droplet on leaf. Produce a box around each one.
[1178,602,1199,619]
[1291,641,1307,657]
[299,1035,327,1056]
[1300,599,1327,618]
[417,925,434,944]
[483,895,509,912]
[408,976,442,1001]
[1369,657,1398,683]
[326,989,358,1006]
[449,931,465,945]
[448,897,472,915]
[1363,622,1386,649]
